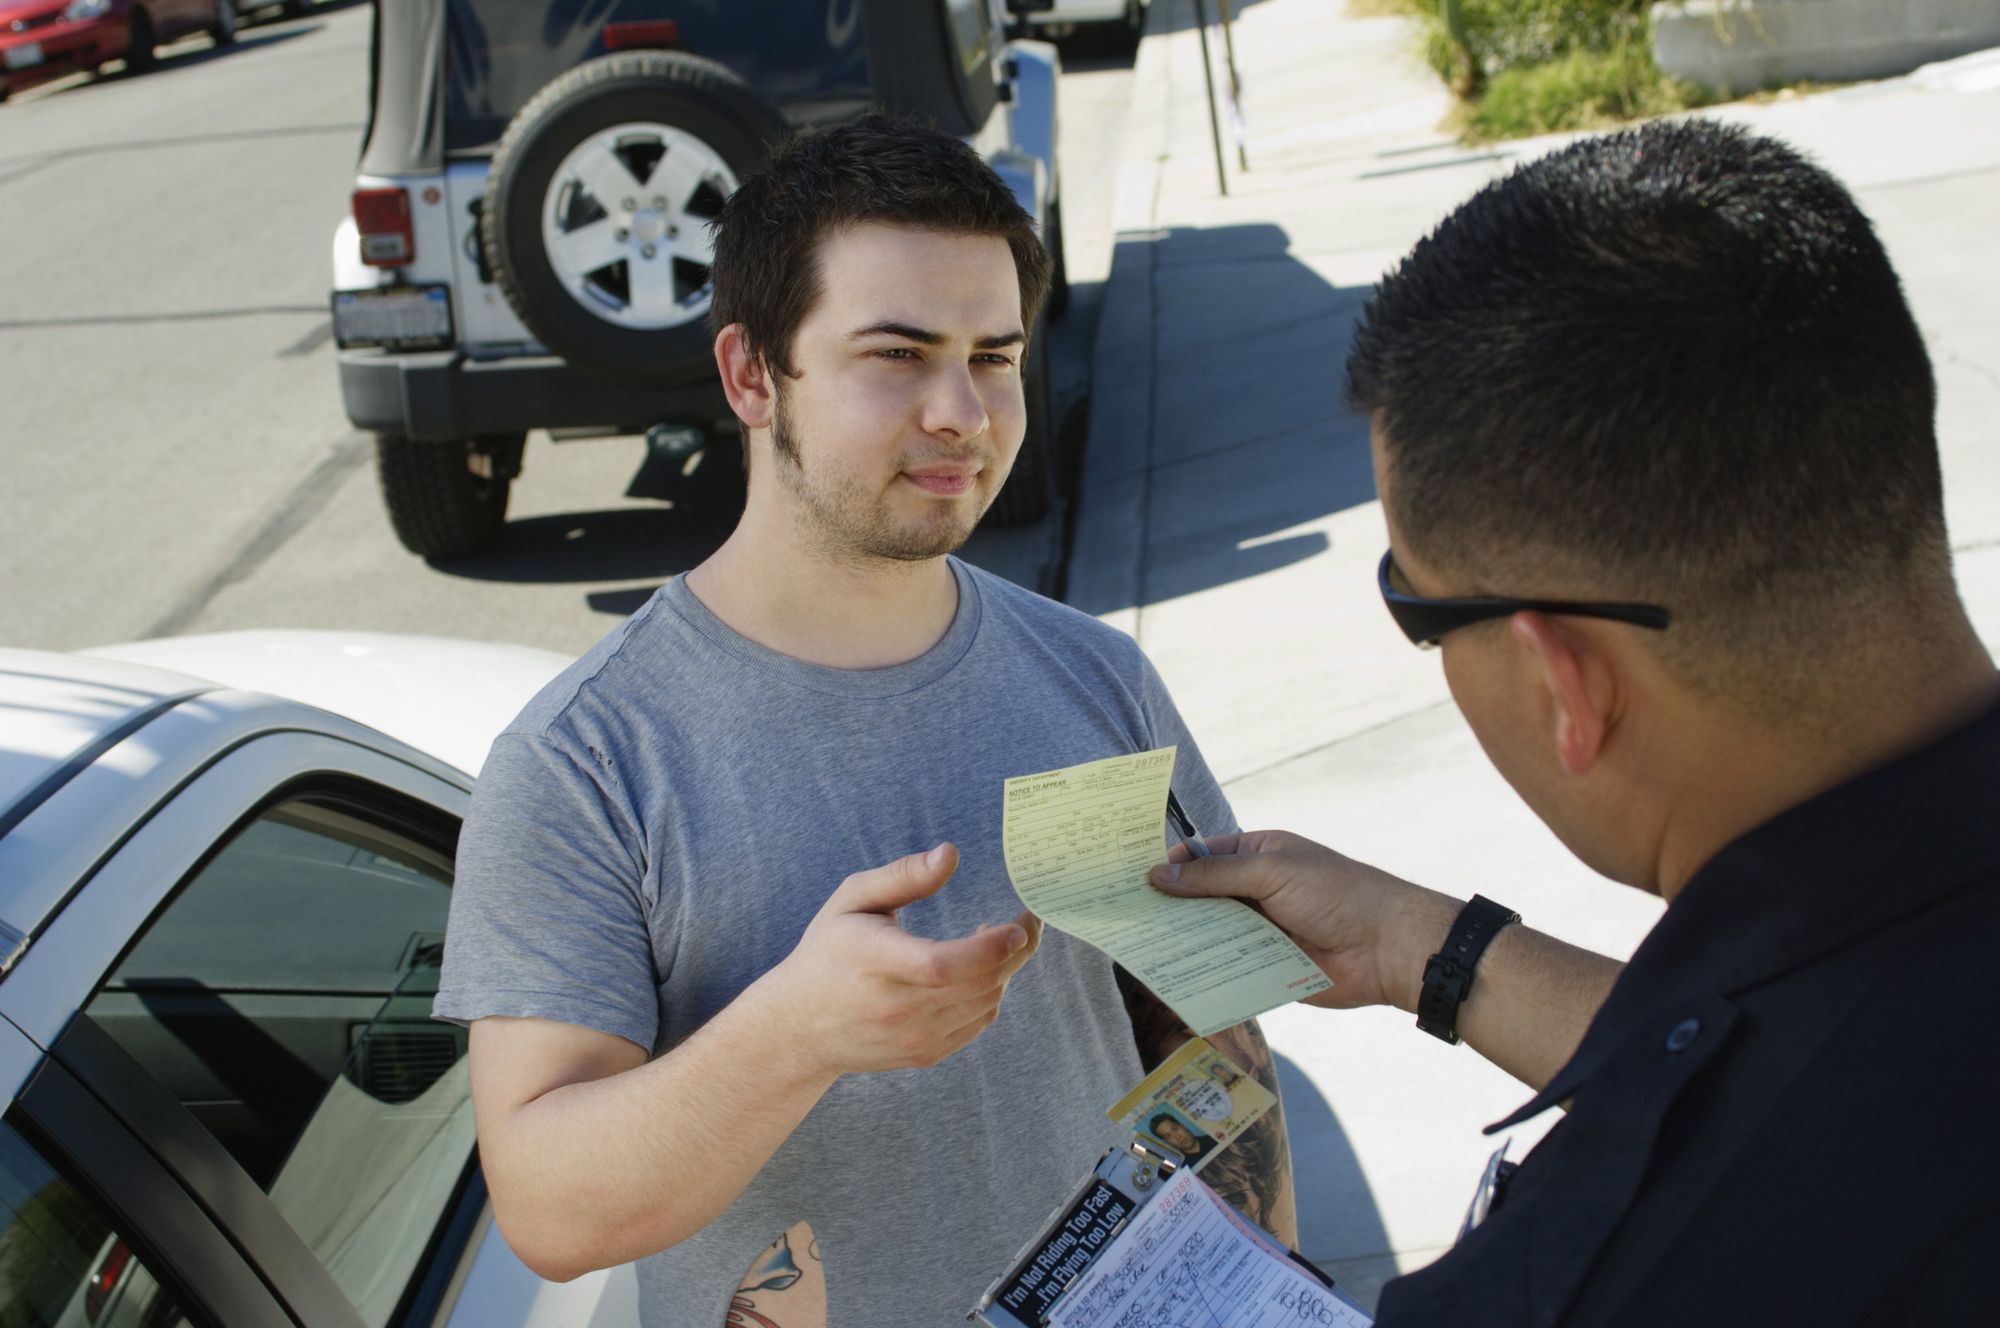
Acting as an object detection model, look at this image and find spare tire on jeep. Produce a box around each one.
[482,51,790,384]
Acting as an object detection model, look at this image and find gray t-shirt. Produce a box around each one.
[435,558,1236,1327]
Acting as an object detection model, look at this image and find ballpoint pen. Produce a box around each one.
[1164,789,1211,859]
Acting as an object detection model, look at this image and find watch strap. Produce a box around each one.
[1416,895,1521,1044]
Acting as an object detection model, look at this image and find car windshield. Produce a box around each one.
[444,0,875,152]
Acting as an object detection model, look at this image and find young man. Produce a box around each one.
[1149,1112,1218,1167]
[1155,120,1998,1322]
[433,118,1294,1328]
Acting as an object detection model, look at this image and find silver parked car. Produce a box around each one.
[0,632,651,1327]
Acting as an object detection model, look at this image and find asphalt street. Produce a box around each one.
[0,3,1134,654]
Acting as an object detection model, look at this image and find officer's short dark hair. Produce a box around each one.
[1344,120,1947,701]
[710,114,1050,380]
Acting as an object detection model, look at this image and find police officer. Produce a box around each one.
[1154,120,2000,1325]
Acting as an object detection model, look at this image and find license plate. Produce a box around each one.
[3,43,44,71]
[332,286,454,351]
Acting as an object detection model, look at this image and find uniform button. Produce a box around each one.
[1665,1017,1701,1053]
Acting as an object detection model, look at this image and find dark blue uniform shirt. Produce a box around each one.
[1376,698,2000,1326]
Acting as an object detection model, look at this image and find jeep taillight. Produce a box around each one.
[352,187,414,266]
[604,20,679,50]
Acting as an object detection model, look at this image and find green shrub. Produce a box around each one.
[1463,34,1716,138]
[1377,0,1716,140]
[1427,0,1649,82]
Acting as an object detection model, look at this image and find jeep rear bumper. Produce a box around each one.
[338,350,731,441]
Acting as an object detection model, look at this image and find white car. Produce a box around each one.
[1015,0,1148,51]
[0,632,646,1328]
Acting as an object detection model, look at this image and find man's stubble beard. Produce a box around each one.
[769,381,993,566]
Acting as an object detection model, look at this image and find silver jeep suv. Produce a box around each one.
[331,0,1066,561]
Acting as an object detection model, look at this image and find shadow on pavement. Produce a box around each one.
[121,25,324,84]
[453,505,734,588]
[4,24,323,106]
[441,449,743,596]
[1071,222,1377,615]
[1274,1050,1391,1278]
[1032,25,1139,65]
[1055,46,1139,75]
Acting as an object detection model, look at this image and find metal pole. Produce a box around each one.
[1218,0,1248,171]
[1191,0,1228,196]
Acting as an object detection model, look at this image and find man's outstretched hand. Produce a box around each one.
[1150,830,1456,1014]
[767,843,1043,1078]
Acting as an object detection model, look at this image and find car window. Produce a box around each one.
[81,794,472,1328]
[0,1114,202,1328]
[442,0,871,151]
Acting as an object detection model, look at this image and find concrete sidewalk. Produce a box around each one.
[1067,0,2000,1306]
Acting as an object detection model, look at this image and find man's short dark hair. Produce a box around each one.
[1344,120,1946,701]
[709,115,1051,379]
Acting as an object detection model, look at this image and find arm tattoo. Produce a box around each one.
[726,1222,825,1328]
[1202,1019,1298,1246]
[1114,966,1300,1247]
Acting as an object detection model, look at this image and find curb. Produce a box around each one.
[1062,0,1190,637]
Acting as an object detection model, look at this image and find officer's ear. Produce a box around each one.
[1509,611,1616,777]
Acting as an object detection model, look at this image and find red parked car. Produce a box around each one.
[0,0,234,100]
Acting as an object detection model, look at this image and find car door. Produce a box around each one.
[0,1013,289,1327]
[0,726,489,1328]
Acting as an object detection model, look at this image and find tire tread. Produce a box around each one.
[375,435,512,562]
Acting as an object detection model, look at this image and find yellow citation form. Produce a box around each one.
[1001,747,1332,1036]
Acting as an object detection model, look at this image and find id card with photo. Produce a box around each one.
[1107,1037,1276,1172]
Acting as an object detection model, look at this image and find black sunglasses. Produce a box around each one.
[1378,549,1671,649]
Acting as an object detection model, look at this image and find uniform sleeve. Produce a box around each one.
[1138,653,1240,839]
[432,730,660,1053]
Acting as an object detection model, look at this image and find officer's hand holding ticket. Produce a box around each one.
[1152,829,1459,1013]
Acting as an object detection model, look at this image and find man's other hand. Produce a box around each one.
[768,843,1042,1076]
[1149,830,1456,1014]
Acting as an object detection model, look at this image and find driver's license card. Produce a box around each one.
[1107,1037,1276,1172]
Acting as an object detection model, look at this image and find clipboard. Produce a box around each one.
[969,1137,1352,1327]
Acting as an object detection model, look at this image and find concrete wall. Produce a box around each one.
[1652,0,2000,92]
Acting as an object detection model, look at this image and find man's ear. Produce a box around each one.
[1510,612,1615,777]
[715,324,775,430]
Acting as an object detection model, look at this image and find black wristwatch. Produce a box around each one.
[1416,895,1520,1045]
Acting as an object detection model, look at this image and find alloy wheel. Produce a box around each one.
[538,123,737,331]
